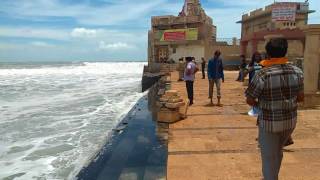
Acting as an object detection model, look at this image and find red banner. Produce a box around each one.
[164,31,186,41]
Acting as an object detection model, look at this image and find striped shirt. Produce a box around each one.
[245,64,304,133]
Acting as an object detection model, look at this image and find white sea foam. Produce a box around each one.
[0,62,146,179]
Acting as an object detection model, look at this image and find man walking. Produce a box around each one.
[245,38,304,180]
[207,50,224,106]
[184,56,198,106]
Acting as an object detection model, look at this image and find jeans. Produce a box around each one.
[249,71,255,83]
[259,128,294,180]
[202,68,205,79]
[237,69,245,81]
[208,79,221,98]
[185,81,194,104]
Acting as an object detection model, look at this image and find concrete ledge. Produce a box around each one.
[304,93,320,108]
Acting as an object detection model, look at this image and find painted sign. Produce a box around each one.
[159,28,198,41]
[272,2,297,22]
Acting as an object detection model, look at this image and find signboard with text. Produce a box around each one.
[272,2,297,22]
[159,28,198,41]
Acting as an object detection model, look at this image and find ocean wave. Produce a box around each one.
[0,62,147,76]
[0,62,145,180]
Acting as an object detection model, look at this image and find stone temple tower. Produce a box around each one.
[179,0,205,17]
[148,0,217,64]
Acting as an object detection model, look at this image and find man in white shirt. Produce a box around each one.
[184,56,198,106]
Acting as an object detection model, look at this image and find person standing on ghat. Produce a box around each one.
[245,38,304,180]
[177,57,185,81]
[184,56,198,106]
[236,55,247,82]
[207,50,224,106]
[201,57,206,79]
[247,52,263,117]
[248,52,263,83]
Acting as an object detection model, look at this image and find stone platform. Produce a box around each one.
[167,71,320,180]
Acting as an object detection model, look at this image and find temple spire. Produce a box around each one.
[179,0,202,16]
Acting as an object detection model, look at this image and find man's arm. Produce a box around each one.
[207,60,212,79]
[220,60,225,82]
[297,70,304,103]
[246,97,258,106]
[194,63,199,73]
[245,72,264,106]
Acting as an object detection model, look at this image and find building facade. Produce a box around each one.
[148,0,216,64]
[238,2,314,60]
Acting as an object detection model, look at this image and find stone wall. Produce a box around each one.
[304,24,320,107]
[212,44,241,62]
[169,44,205,63]
[303,25,320,95]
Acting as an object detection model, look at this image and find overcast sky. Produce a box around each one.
[0,0,319,62]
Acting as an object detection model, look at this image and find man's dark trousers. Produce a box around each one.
[186,81,194,104]
[202,68,205,79]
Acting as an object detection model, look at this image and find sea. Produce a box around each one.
[0,62,146,180]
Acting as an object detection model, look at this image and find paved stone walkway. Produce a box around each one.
[167,71,320,180]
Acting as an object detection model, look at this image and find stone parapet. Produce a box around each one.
[151,15,205,27]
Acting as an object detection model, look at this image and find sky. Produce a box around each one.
[0,0,319,62]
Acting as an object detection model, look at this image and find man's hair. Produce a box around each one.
[250,52,261,66]
[265,38,288,58]
[214,50,221,58]
[186,56,193,62]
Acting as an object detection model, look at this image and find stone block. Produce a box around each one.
[165,75,171,83]
[156,101,166,108]
[166,90,179,96]
[165,101,185,109]
[158,89,166,96]
[159,97,169,102]
[157,109,181,123]
[168,98,183,103]
[165,83,171,90]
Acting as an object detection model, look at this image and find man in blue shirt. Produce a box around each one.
[207,50,224,106]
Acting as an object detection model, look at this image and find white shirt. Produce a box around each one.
[184,62,196,81]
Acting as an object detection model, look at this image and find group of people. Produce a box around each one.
[179,38,304,180]
[236,52,263,84]
[178,50,224,106]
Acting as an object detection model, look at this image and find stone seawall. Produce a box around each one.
[77,82,169,180]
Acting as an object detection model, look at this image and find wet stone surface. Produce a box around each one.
[77,97,168,180]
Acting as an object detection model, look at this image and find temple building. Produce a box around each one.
[148,0,216,64]
[237,2,315,60]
